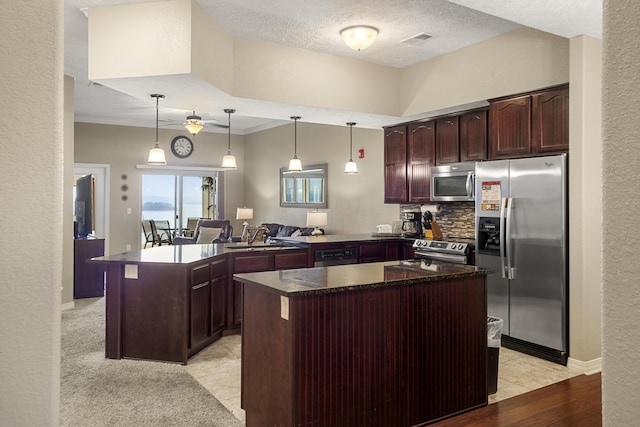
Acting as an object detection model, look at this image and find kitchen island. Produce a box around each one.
[90,242,309,364]
[235,259,489,427]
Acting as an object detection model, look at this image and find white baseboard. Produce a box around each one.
[568,356,602,375]
[61,301,75,311]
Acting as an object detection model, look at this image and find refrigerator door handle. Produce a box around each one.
[500,197,508,279]
[505,197,514,279]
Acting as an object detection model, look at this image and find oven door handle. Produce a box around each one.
[416,252,467,264]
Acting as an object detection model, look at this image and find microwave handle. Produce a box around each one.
[466,172,475,198]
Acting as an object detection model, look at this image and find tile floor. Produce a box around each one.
[185,335,582,424]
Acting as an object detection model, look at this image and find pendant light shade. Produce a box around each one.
[221,109,237,170]
[340,25,378,51]
[147,94,167,165]
[288,116,303,172]
[344,122,358,174]
[184,111,204,135]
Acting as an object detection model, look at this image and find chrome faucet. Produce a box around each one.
[247,226,269,245]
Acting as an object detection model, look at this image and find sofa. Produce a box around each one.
[261,223,323,238]
[172,219,233,245]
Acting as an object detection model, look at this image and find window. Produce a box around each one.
[141,173,219,243]
[280,164,327,208]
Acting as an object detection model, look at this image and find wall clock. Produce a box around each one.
[170,136,194,159]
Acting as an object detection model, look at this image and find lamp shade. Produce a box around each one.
[221,152,237,169]
[236,207,253,221]
[344,160,358,174]
[306,211,327,227]
[288,156,302,172]
[340,25,378,51]
[148,142,167,165]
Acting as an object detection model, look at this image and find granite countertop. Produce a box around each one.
[89,241,299,264]
[234,259,489,296]
[271,233,411,245]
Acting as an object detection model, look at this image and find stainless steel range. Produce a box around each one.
[412,239,470,264]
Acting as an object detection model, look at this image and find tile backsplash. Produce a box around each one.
[400,202,475,240]
[433,202,476,240]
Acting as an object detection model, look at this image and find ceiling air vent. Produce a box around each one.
[399,32,432,46]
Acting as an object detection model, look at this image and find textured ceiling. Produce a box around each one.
[64,0,602,134]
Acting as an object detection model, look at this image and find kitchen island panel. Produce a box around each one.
[239,263,488,426]
[121,263,189,363]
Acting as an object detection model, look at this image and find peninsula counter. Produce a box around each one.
[235,260,489,427]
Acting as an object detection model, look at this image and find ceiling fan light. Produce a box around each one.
[148,142,167,165]
[340,25,378,51]
[221,152,237,169]
[184,120,204,135]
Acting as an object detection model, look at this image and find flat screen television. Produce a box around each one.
[75,174,94,238]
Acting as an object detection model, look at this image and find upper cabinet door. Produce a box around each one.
[408,122,435,203]
[384,126,408,203]
[531,86,569,154]
[435,117,460,165]
[489,95,531,159]
[459,110,487,161]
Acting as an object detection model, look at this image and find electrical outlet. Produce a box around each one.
[126,244,131,251]
[127,207,132,214]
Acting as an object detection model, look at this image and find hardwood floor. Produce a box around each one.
[431,373,602,426]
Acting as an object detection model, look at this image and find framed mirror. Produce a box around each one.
[280,163,327,208]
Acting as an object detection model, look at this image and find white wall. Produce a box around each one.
[74,123,245,253]
[243,122,399,232]
[602,0,640,423]
[0,1,62,424]
[62,76,75,307]
[568,35,603,366]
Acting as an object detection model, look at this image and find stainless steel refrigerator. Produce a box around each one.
[475,154,568,365]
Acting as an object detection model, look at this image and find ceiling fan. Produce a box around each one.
[160,111,229,135]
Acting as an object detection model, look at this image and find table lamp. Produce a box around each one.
[306,211,327,236]
[236,207,253,241]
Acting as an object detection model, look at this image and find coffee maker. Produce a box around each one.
[400,205,423,238]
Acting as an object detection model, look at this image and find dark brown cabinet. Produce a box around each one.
[489,84,568,159]
[384,126,408,203]
[74,237,105,299]
[228,250,310,332]
[189,258,227,355]
[435,116,459,164]
[407,122,435,203]
[532,86,569,154]
[459,109,488,161]
[489,95,532,159]
[384,122,435,204]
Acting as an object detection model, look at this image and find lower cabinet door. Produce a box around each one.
[190,281,211,349]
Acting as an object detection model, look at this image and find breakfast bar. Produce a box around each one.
[235,260,489,427]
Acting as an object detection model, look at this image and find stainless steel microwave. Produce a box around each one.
[430,162,476,202]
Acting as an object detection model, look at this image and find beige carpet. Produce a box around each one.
[60,297,244,427]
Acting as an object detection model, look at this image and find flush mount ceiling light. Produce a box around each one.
[344,122,358,174]
[147,94,167,165]
[183,111,204,135]
[221,109,237,170]
[288,116,303,172]
[340,25,378,51]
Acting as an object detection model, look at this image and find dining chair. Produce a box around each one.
[141,220,155,248]
[151,219,173,246]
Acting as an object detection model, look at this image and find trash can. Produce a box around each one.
[487,316,504,394]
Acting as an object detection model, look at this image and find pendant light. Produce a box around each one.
[288,116,303,172]
[184,111,204,135]
[344,122,358,174]
[147,94,167,165]
[221,109,237,169]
